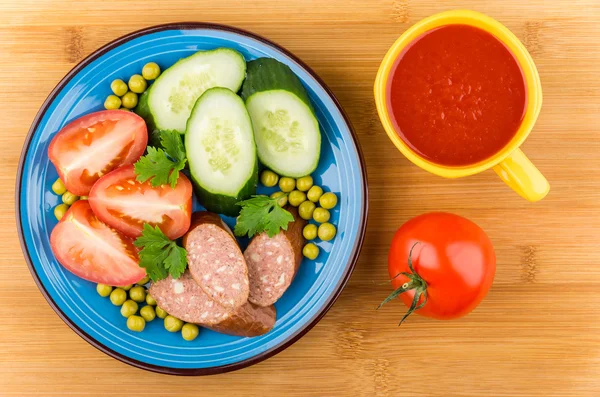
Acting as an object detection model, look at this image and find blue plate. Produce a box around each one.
[16,23,367,375]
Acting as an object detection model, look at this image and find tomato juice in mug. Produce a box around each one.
[387,24,526,167]
[374,10,550,201]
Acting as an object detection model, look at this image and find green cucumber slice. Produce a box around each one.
[146,48,246,134]
[242,58,321,177]
[185,87,257,216]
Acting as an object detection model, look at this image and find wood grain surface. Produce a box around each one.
[1,0,599,396]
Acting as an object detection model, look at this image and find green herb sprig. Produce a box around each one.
[234,195,294,238]
[134,130,186,188]
[134,224,187,282]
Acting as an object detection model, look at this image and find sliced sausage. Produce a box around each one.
[149,271,276,337]
[205,303,276,337]
[183,211,249,310]
[149,271,229,325]
[244,206,306,307]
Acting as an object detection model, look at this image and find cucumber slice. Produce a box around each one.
[185,87,257,216]
[146,48,246,134]
[242,58,321,177]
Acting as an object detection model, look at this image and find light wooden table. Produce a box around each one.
[1,0,599,396]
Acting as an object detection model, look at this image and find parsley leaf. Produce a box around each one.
[134,130,186,188]
[234,195,295,238]
[164,244,187,279]
[160,129,186,163]
[134,224,187,282]
[138,245,169,282]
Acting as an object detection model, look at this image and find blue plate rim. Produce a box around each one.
[15,22,369,376]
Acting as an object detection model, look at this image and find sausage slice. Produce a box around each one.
[244,206,306,306]
[149,271,275,337]
[149,271,229,325]
[183,212,249,310]
[205,302,276,337]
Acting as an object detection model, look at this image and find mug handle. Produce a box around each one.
[493,148,550,202]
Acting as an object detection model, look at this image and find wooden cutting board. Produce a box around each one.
[1,0,598,396]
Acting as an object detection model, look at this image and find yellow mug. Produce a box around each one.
[374,10,550,202]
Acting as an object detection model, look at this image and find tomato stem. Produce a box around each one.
[378,242,428,325]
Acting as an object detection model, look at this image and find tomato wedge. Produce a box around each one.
[50,200,146,286]
[48,110,148,196]
[88,165,193,240]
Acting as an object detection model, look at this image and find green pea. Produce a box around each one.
[270,191,288,207]
[140,305,156,322]
[278,177,295,193]
[120,300,139,318]
[109,288,127,306]
[121,91,138,109]
[142,62,161,80]
[110,79,128,96]
[79,196,88,200]
[318,223,337,241]
[104,95,121,110]
[119,107,130,112]
[306,185,323,202]
[260,170,279,187]
[96,283,113,297]
[126,315,146,332]
[54,204,69,221]
[62,191,79,205]
[298,201,316,220]
[288,190,307,207]
[128,74,147,94]
[312,207,331,223]
[303,243,319,260]
[146,294,157,306]
[319,192,338,210]
[136,275,150,285]
[303,224,318,240]
[129,286,146,303]
[51,178,67,195]
[156,306,168,319]
[121,284,133,291]
[296,176,313,192]
[164,315,184,332]
[181,323,200,341]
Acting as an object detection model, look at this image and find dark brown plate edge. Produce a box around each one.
[15,22,369,376]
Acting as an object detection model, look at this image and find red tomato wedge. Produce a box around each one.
[88,165,193,240]
[50,200,146,286]
[48,110,148,196]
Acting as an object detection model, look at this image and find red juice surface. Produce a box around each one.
[387,24,527,166]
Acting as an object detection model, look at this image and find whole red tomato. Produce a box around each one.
[383,212,496,323]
